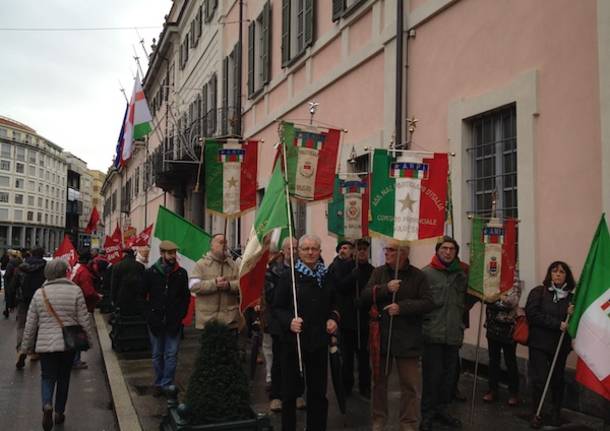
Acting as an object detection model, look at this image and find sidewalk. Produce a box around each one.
[0,294,118,431]
[97,313,607,431]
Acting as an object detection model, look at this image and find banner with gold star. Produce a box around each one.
[369,149,448,241]
[205,139,258,217]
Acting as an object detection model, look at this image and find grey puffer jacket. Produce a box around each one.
[21,278,94,353]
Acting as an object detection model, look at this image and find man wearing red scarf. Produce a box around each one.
[420,237,468,431]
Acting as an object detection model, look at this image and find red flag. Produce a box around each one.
[123,225,137,246]
[84,207,100,234]
[127,224,153,247]
[104,224,123,264]
[54,234,78,267]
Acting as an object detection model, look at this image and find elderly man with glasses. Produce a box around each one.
[361,240,434,431]
[272,234,340,431]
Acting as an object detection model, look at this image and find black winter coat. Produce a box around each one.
[328,256,374,331]
[525,285,573,355]
[142,260,190,336]
[361,263,434,358]
[16,257,47,306]
[272,268,339,352]
[263,261,288,336]
[111,254,146,316]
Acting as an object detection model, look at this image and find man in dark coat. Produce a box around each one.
[111,248,145,316]
[273,234,340,431]
[3,249,22,318]
[361,240,434,431]
[14,247,46,368]
[420,237,469,430]
[142,240,190,396]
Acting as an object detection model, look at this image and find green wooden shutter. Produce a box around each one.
[332,0,344,21]
[202,84,208,136]
[232,44,240,134]
[211,74,217,134]
[281,0,290,66]
[304,0,314,48]
[262,1,271,84]
[248,21,255,98]
[222,57,229,135]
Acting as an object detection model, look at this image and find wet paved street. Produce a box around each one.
[0,292,117,431]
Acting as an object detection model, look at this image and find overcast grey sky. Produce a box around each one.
[0,0,172,171]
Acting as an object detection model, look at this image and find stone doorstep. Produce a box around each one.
[94,310,144,431]
[460,342,610,424]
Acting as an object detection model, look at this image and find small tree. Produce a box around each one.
[185,320,252,424]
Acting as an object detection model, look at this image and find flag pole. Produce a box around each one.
[469,297,485,424]
[385,247,401,376]
[280,123,304,375]
[534,312,572,421]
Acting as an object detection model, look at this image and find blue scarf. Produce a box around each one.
[295,259,327,288]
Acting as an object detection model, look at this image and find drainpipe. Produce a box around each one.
[237,0,243,137]
[395,0,404,149]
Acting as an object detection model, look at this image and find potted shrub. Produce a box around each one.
[161,320,272,431]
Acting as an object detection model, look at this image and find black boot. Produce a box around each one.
[549,407,562,427]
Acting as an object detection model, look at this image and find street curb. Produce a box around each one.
[95,311,143,431]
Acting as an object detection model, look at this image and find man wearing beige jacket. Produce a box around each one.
[189,234,241,331]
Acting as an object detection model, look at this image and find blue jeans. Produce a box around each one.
[40,351,76,413]
[149,328,181,388]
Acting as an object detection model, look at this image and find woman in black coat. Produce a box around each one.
[525,261,575,429]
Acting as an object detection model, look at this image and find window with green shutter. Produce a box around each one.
[332,0,366,21]
[248,1,272,99]
[282,0,315,67]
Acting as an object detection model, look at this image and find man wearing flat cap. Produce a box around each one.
[142,240,190,396]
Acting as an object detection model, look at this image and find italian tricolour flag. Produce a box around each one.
[239,164,289,311]
[282,122,341,201]
[149,206,211,276]
[568,214,610,400]
[205,139,258,216]
[369,149,448,241]
[121,71,153,164]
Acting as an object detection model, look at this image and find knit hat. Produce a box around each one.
[336,240,354,253]
[435,236,460,255]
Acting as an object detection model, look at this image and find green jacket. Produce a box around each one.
[421,262,468,346]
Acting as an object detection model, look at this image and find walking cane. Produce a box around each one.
[534,312,572,422]
[385,247,401,376]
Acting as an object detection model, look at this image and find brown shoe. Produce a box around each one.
[296,397,306,410]
[269,399,282,412]
[482,391,496,403]
[16,353,27,370]
[42,405,53,431]
[507,396,520,406]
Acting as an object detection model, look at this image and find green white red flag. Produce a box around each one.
[281,122,341,201]
[121,72,153,164]
[205,139,258,217]
[54,234,78,267]
[568,215,610,401]
[148,206,211,275]
[369,149,448,241]
[328,174,369,240]
[468,217,517,300]
[239,164,289,311]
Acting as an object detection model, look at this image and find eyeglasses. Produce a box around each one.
[383,247,397,252]
[299,247,320,253]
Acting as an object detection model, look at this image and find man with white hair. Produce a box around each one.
[272,234,340,431]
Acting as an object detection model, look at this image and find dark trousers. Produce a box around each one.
[270,335,282,400]
[281,343,328,431]
[528,347,569,412]
[40,351,76,414]
[487,338,519,395]
[341,327,371,394]
[421,343,459,419]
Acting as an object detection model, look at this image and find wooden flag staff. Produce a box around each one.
[385,246,401,376]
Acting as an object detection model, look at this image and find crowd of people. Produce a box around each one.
[0,234,576,431]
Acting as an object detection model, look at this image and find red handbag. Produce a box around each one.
[369,286,381,382]
[512,315,529,345]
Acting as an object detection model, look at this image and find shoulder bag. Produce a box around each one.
[42,288,90,352]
